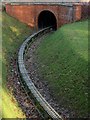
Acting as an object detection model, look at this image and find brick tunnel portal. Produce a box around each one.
[6,3,89,30]
[38,10,57,30]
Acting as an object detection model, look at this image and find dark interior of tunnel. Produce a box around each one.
[38,11,57,30]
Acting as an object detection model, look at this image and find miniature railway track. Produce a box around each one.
[18,27,63,120]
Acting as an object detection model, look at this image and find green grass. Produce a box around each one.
[35,20,88,117]
[1,11,31,118]
[0,11,2,119]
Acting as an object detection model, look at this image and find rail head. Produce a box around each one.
[18,27,63,120]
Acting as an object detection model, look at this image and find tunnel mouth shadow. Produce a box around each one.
[38,10,57,30]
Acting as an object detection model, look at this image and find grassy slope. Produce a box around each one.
[2,12,31,118]
[0,11,2,118]
[35,21,88,117]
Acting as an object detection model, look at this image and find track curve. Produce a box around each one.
[18,27,63,120]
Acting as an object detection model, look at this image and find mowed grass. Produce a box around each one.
[1,11,31,118]
[35,21,88,117]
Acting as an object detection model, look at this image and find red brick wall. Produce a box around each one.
[58,5,74,27]
[73,4,82,21]
[81,4,89,19]
[6,4,35,28]
[6,3,88,30]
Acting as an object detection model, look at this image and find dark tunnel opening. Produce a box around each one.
[38,10,57,30]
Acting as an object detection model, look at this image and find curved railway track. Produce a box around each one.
[18,27,63,120]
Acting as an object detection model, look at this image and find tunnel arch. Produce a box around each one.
[38,10,57,30]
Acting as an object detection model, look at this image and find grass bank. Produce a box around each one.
[35,20,88,117]
[2,11,31,118]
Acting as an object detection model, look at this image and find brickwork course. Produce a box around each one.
[2,0,90,3]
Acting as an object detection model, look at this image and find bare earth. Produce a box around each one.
[7,49,42,119]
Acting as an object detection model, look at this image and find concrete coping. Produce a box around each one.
[7,2,77,7]
[18,27,63,120]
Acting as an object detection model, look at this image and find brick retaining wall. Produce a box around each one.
[6,3,89,29]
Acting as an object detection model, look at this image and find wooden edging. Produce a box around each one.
[18,27,63,120]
